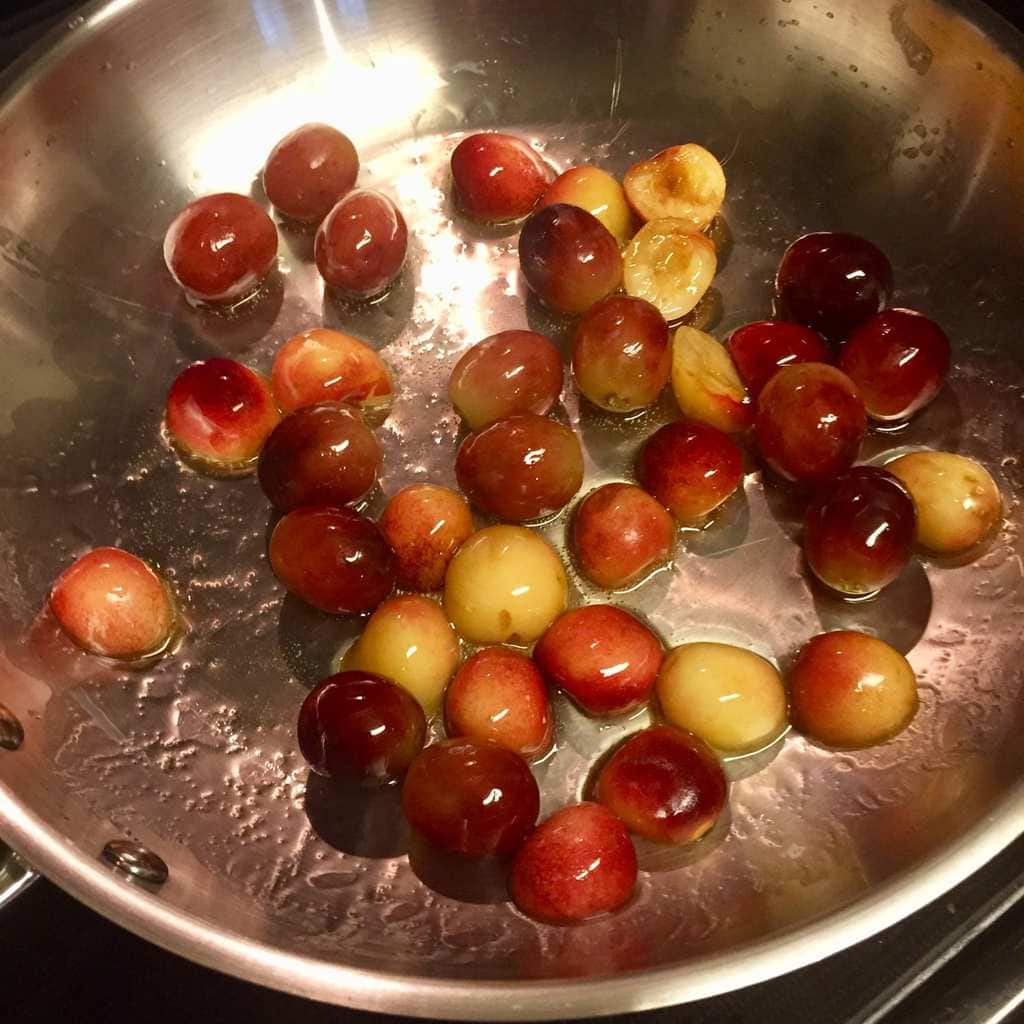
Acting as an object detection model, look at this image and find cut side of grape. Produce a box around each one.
[623,219,716,323]
[623,144,727,231]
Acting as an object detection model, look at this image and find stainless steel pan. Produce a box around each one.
[0,0,1022,1017]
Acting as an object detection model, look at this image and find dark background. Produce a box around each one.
[1,0,1023,1020]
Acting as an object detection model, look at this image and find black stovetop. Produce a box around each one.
[2,0,1023,1021]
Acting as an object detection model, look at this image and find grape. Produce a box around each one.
[401,739,539,857]
[297,670,425,783]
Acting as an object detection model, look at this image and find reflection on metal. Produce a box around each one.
[101,841,169,886]
[251,0,294,49]
[0,704,23,752]
[0,844,36,912]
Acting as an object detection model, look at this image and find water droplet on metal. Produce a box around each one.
[0,704,23,751]
[101,840,169,885]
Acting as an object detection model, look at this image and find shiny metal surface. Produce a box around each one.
[0,703,24,751]
[0,0,1021,1017]
[101,839,170,886]
[0,844,35,913]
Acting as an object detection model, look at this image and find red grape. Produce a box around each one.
[804,466,916,596]
[837,308,950,422]
[455,413,583,522]
[269,505,394,614]
[755,363,866,483]
[257,402,380,512]
[271,328,393,416]
[263,123,359,223]
[297,670,425,783]
[572,296,670,412]
[595,725,727,844]
[445,647,552,758]
[572,483,675,589]
[163,192,277,305]
[789,630,918,748]
[635,420,743,525]
[315,189,407,299]
[534,605,663,716]
[519,204,622,315]
[775,231,893,341]
[379,484,474,592]
[726,319,829,397]
[509,802,637,923]
[50,547,175,660]
[165,358,280,472]
[402,739,540,857]
[451,132,551,223]
[448,330,563,431]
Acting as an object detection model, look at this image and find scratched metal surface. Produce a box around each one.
[0,0,1022,1017]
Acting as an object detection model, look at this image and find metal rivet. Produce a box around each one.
[0,703,23,751]
[101,840,169,885]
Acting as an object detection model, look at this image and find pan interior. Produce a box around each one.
[0,0,1022,1007]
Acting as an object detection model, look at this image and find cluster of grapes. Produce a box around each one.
[46,125,1003,926]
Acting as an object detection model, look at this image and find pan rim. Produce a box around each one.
[1,778,1022,1017]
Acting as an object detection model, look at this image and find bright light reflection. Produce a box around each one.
[312,0,344,63]
[185,6,445,191]
[855,671,887,692]
[864,522,889,548]
[87,0,136,28]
